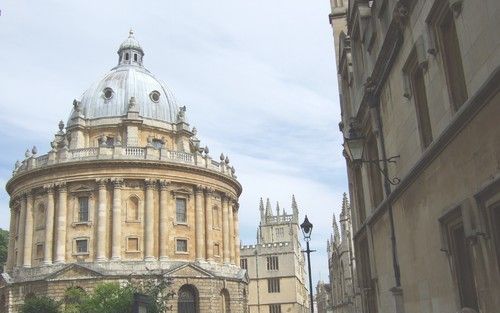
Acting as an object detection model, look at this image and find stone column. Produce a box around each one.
[194,185,205,261]
[23,192,34,267]
[17,196,26,267]
[234,202,240,264]
[144,179,156,261]
[159,180,169,261]
[205,188,214,261]
[228,199,235,265]
[6,202,17,270]
[96,179,108,262]
[111,178,123,261]
[55,182,67,264]
[43,185,55,265]
[222,194,230,264]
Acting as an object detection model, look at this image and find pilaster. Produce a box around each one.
[111,178,123,261]
[55,182,67,264]
[17,195,26,267]
[159,180,170,261]
[24,192,35,267]
[144,178,156,261]
[194,185,205,261]
[43,184,55,265]
[229,198,236,265]
[222,194,230,264]
[96,178,108,262]
[205,187,214,262]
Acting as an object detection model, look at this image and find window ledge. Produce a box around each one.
[125,220,141,224]
[72,221,92,227]
[175,251,189,255]
[174,222,189,227]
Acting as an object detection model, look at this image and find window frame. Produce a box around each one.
[266,255,279,271]
[126,236,141,253]
[74,237,90,256]
[175,197,188,224]
[175,238,189,254]
[267,278,281,293]
[426,0,468,111]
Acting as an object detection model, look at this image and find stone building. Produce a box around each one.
[315,281,332,313]
[240,196,309,313]
[0,31,247,313]
[329,0,500,313]
[327,194,360,313]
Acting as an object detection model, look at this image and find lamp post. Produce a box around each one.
[300,215,315,313]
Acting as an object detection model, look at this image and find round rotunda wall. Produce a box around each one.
[2,31,246,313]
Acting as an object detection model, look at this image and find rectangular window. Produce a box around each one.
[36,243,44,260]
[267,278,280,293]
[176,198,187,223]
[152,139,164,149]
[269,304,281,313]
[445,216,479,310]
[213,206,220,228]
[127,238,139,252]
[76,239,88,254]
[240,258,248,270]
[78,197,89,222]
[436,7,468,110]
[411,65,433,148]
[491,204,500,270]
[267,256,279,271]
[176,239,188,253]
[275,227,284,238]
[358,236,377,313]
[214,243,220,256]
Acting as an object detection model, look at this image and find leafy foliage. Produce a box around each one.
[0,228,9,269]
[78,283,134,313]
[20,296,60,313]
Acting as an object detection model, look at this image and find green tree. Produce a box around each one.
[0,228,8,269]
[20,296,60,313]
[63,286,88,313]
[79,283,134,313]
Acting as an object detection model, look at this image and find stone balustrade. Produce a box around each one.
[12,145,236,178]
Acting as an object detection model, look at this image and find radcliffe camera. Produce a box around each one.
[0,1,498,313]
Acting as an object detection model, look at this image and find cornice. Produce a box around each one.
[6,158,242,196]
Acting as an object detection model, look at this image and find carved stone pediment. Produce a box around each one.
[166,263,214,278]
[69,184,95,195]
[46,264,103,281]
[171,187,192,198]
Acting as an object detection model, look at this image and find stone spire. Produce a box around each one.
[276,202,280,216]
[340,193,350,241]
[327,238,331,254]
[265,198,272,217]
[340,192,349,218]
[259,197,265,222]
[292,194,299,221]
[333,214,340,244]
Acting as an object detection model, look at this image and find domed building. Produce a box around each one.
[0,31,246,313]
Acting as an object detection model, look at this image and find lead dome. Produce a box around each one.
[68,30,179,125]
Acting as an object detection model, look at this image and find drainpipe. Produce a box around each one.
[370,98,404,312]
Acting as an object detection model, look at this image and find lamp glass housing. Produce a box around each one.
[300,215,313,241]
[344,136,364,162]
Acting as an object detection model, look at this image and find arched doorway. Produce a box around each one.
[220,289,230,313]
[178,285,198,313]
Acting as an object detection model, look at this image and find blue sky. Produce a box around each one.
[0,0,346,290]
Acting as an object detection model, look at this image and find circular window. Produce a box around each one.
[150,90,160,103]
[103,88,114,100]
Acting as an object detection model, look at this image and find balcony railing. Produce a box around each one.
[12,145,235,179]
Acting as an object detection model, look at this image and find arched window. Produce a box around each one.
[127,196,139,221]
[220,289,230,313]
[134,54,138,62]
[125,53,130,60]
[178,285,198,313]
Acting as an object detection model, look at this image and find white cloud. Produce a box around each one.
[0,0,346,289]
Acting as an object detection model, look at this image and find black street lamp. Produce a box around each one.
[300,215,316,313]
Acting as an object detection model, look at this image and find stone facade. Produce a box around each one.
[330,0,500,313]
[240,197,309,313]
[326,194,360,313]
[316,281,332,313]
[0,31,247,313]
